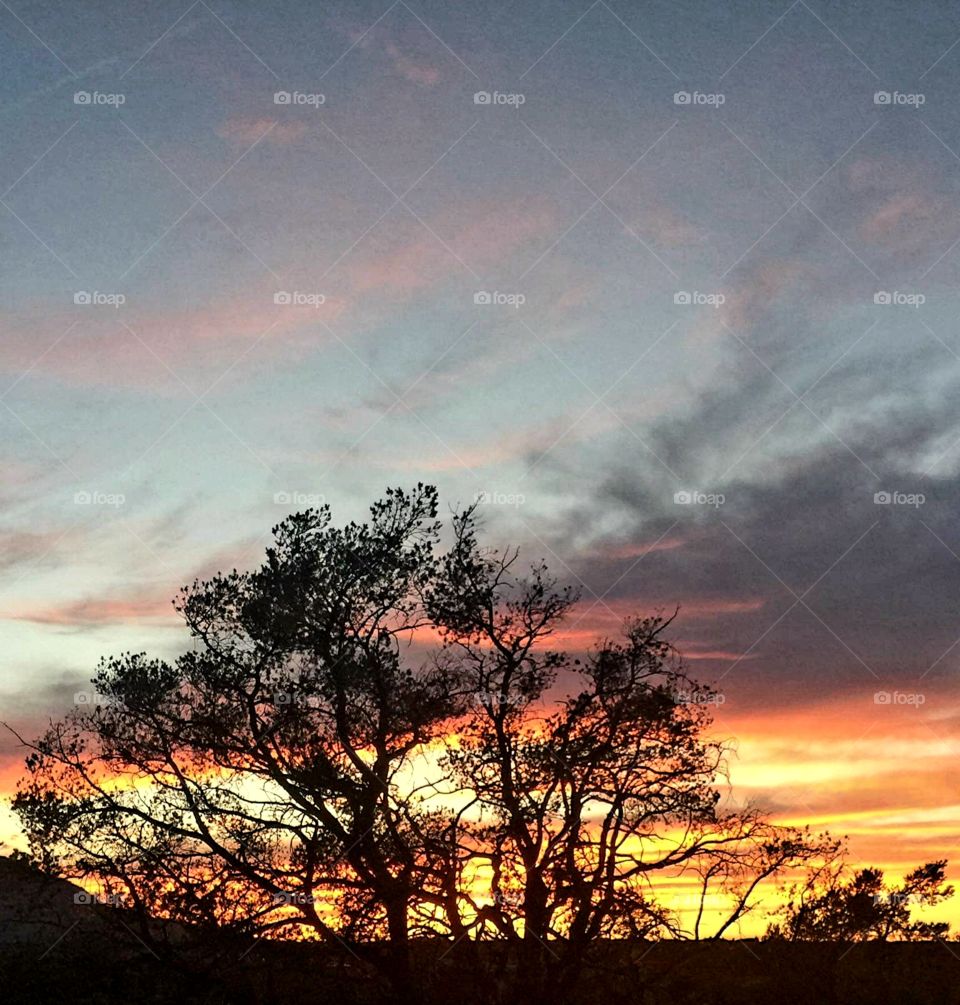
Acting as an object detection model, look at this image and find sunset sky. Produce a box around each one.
[1,0,959,928]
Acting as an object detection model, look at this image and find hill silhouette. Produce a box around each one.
[0,854,117,948]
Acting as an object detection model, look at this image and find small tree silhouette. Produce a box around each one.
[768,859,953,941]
[11,486,836,1004]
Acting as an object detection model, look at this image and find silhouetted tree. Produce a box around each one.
[420,508,835,1002]
[14,486,455,1002]
[767,859,953,941]
[11,486,835,1004]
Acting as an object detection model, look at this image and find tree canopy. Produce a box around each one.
[768,860,953,942]
[11,485,935,1004]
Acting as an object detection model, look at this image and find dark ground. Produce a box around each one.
[2,936,959,1005]
[2,858,958,1004]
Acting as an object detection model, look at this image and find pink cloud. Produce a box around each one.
[374,405,620,473]
[4,593,179,628]
[217,118,309,146]
[0,285,346,390]
[1,200,554,390]
[561,596,767,642]
[847,156,960,255]
[0,529,76,572]
[384,41,440,86]
[331,18,441,86]
[720,259,808,330]
[548,598,765,648]
[345,200,556,294]
[632,204,708,248]
[860,191,942,243]
[554,280,596,311]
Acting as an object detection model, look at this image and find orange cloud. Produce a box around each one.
[678,645,757,661]
[4,593,179,628]
[547,597,766,649]
[591,536,687,561]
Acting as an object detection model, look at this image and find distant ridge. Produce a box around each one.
[0,854,118,948]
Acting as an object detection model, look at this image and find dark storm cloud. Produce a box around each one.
[546,232,960,710]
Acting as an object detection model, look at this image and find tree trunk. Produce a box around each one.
[384,895,419,1005]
